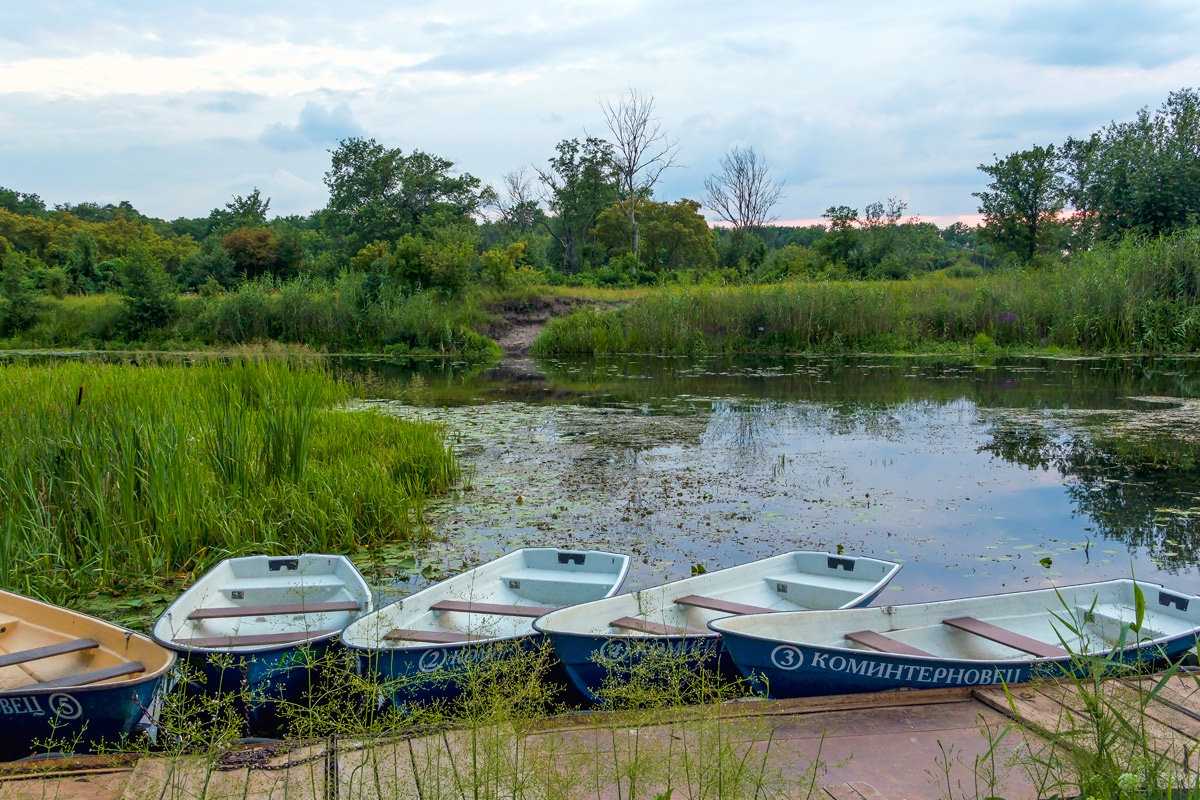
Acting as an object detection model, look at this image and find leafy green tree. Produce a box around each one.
[65,229,103,292]
[0,188,45,216]
[119,242,178,338]
[593,199,716,274]
[973,144,1065,264]
[816,206,860,268]
[222,226,280,280]
[178,237,237,290]
[0,251,38,334]
[324,137,486,252]
[536,137,620,272]
[1066,89,1200,241]
[716,228,766,273]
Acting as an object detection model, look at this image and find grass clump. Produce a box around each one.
[534,232,1200,356]
[0,359,458,605]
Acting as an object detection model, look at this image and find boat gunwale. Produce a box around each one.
[149,553,373,656]
[532,551,903,641]
[0,589,176,695]
[343,547,633,655]
[706,578,1200,666]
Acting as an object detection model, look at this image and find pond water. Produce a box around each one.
[350,354,1200,603]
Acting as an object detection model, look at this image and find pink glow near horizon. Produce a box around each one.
[768,212,985,229]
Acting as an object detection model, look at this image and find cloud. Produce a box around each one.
[198,91,262,115]
[996,0,1200,68]
[259,101,364,152]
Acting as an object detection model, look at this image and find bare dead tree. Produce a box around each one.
[497,168,539,233]
[600,87,679,266]
[702,146,784,231]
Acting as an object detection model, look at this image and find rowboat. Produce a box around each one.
[341,548,631,706]
[0,589,175,761]
[709,579,1200,698]
[151,554,373,734]
[532,551,901,702]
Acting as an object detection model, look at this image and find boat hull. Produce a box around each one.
[548,630,734,703]
[357,633,550,707]
[152,554,372,736]
[534,552,902,702]
[175,638,343,735]
[711,579,1200,699]
[717,632,1197,698]
[343,548,631,708]
[0,589,175,761]
[0,674,165,761]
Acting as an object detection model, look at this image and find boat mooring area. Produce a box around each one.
[2,673,1197,800]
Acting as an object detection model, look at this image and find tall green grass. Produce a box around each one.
[0,360,458,604]
[4,276,500,357]
[534,230,1200,355]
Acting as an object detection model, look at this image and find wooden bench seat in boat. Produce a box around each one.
[187,601,361,620]
[430,600,558,618]
[609,616,700,636]
[942,616,1068,658]
[673,595,775,615]
[383,628,475,644]
[844,630,935,658]
[172,629,340,649]
[0,638,99,668]
[36,661,145,689]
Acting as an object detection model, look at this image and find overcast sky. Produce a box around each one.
[2,1,1198,226]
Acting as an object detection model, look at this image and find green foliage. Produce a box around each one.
[975,144,1067,264]
[324,136,486,253]
[0,360,458,603]
[0,250,39,334]
[221,226,281,280]
[534,230,1200,356]
[594,198,717,274]
[119,241,179,339]
[178,236,238,290]
[1067,88,1200,243]
[0,186,46,215]
[537,136,620,272]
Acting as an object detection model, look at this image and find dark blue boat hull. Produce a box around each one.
[541,592,890,703]
[546,631,735,703]
[357,633,566,708]
[178,638,341,735]
[0,673,165,761]
[718,631,1200,698]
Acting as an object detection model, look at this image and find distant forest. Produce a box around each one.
[1,88,1198,349]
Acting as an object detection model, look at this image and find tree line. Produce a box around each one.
[3,87,1199,342]
[975,88,1200,266]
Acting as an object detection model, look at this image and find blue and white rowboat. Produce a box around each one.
[709,579,1200,698]
[532,552,901,702]
[341,548,631,706]
[152,554,373,734]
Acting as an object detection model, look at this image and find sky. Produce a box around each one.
[2,1,1199,227]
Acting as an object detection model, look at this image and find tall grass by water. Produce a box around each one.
[0,360,458,604]
[534,231,1200,355]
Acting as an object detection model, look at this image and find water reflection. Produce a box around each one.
[983,413,1200,572]
[7,349,1200,600]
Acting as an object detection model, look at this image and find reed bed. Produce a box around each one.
[534,231,1200,355]
[0,360,458,604]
